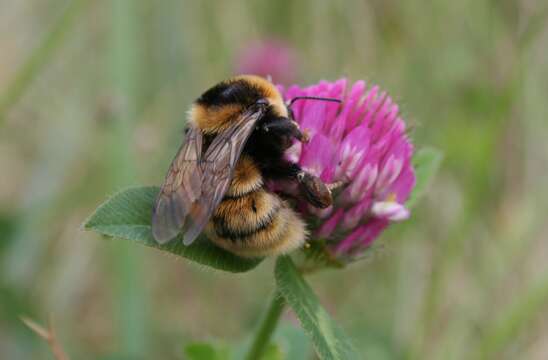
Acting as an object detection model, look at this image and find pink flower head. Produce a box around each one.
[280,79,415,261]
[236,40,299,85]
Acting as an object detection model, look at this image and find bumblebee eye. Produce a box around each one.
[256,98,268,106]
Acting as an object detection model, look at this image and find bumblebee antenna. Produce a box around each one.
[287,96,342,108]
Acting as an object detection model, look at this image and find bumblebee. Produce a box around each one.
[152,75,340,257]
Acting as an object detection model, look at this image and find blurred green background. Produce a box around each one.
[1,0,547,359]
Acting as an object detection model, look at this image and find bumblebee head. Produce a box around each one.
[189,75,287,135]
[189,75,341,136]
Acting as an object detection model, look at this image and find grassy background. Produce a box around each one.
[1,0,547,358]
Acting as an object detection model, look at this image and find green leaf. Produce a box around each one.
[184,342,231,360]
[83,186,262,273]
[407,147,443,208]
[275,256,357,360]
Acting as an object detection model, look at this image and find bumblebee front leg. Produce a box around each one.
[259,117,309,143]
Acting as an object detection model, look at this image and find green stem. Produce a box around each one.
[245,291,285,360]
[108,0,145,355]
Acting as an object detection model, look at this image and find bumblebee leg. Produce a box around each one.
[295,171,332,208]
[326,180,345,192]
[264,160,332,209]
[263,160,301,179]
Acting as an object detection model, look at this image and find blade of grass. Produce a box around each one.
[476,273,548,359]
[0,0,90,123]
[3,104,90,285]
[21,316,70,360]
[107,0,146,356]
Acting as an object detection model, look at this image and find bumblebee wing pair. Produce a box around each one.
[152,107,265,245]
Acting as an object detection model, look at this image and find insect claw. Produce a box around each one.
[293,125,310,143]
[301,129,310,143]
[327,180,345,192]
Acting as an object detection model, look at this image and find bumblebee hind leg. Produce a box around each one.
[263,160,333,209]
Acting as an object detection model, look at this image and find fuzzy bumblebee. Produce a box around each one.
[152,75,340,257]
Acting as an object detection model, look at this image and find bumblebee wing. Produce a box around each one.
[181,107,265,245]
[152,126,203,244]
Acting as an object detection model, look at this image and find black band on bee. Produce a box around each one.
[212,202,281,241]
[196,79,263,108]
[223,192,251,200]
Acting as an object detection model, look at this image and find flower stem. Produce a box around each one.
[244,291,285,360]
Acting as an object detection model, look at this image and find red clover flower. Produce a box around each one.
[280,79,415,261]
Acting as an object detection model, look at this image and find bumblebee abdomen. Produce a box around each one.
[206,193,307,258]
[212,190,282,238]
[205,157,307,258]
